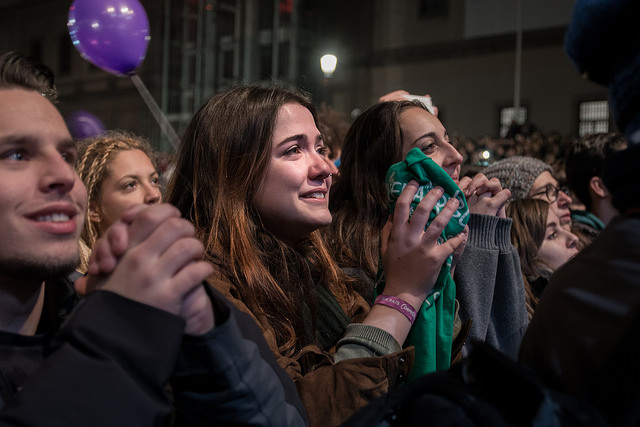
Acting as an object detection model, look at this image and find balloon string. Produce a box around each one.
[130,74,180,148]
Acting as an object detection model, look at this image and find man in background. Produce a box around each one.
[564,132,627,249]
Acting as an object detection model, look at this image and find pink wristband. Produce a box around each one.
[374,295,418,325]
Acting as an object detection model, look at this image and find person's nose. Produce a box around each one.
[310,151,332,181]
[144,184,162,205]
[40,152,77,195]
[557,188,572,208]
[565,229,579,249]
[443,143,463,169]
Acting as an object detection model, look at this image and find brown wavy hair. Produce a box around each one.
[165,84,351,355]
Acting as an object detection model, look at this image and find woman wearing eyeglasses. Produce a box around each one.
[507,198,579,321]
[528,177,573,228]
[483,156,573,230]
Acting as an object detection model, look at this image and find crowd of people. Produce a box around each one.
[1,0,639,425]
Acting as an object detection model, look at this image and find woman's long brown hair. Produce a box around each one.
[165,84,350,355]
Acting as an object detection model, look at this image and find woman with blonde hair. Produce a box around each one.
[76,130,161,271]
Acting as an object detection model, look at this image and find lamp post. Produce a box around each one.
[513,0,524,126]
[320,54,337,106]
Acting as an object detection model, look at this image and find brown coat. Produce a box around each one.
[207,269,414,427]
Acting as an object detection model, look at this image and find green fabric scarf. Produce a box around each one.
[378,147,469,380]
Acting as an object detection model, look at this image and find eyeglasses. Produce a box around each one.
[530,184,570,203]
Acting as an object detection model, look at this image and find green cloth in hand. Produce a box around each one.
[380,147,469,380]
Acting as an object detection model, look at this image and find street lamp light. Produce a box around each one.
[320,54,338,107]
[320,54,337,77]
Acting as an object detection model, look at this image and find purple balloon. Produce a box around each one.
[67,0,150,76]
[67,110,106,139]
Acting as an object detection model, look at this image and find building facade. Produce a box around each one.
[0,0,611,152]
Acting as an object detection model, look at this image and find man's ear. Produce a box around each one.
[589,176,608,198]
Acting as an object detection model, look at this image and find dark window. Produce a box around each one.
[221,49,234,79]
[418,0,449,19]
[259,1,274,30]
[280,0,293,15]
[30,41,42,62]
[58,34,71,75]
[279,42,289,76]
[260,45,271,80]
[218,8,235,36]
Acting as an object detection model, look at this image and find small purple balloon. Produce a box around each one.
[67,110,106,139]
[67,0,150,76]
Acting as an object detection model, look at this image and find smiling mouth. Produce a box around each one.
[302,192,326,199]
[36,213,71,222]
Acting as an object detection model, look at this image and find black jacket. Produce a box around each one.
[0,277,308,426]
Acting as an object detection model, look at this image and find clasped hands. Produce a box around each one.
[75,204,214,335]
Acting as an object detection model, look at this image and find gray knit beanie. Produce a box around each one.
[482,156,553,200]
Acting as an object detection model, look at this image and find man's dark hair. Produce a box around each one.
[0,51,57,101]
[565,132,627,210]
[603,143,640,214]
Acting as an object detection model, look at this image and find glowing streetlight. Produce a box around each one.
[320,54,337,77]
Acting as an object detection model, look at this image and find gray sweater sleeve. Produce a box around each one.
[453,214,528,359]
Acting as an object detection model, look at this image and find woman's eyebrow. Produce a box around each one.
[414,132,436,144]
[276,134,303,147]
[276,132,323,147]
